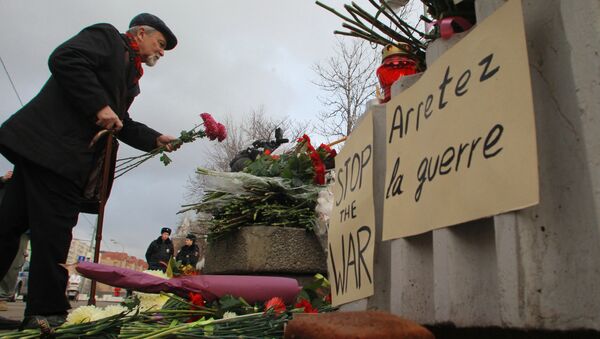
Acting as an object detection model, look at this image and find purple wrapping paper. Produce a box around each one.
[76,261,301,304]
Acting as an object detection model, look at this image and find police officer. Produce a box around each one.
[145,227,174,271]
[176,233,200,267]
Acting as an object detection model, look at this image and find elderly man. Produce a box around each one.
[0,13,179,329]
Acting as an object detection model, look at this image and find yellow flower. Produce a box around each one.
[65,305,98,325]
[135,291,170,311]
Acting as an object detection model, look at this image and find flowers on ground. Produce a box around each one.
[2,274,333,338]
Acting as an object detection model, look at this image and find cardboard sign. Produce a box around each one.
[383,0,538,240]
[328,110,376,306]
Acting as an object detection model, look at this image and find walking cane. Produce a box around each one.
[87,130,115,306]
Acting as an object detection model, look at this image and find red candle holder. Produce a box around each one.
[376,44,419,103]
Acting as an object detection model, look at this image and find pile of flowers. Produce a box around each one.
[0,275,332,338]
[244,134,336,186]
[115,113,227,179]
[181,135,337,241]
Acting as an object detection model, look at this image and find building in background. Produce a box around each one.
[95,251,148,296]
[67,238,91,264]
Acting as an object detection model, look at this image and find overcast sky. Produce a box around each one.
[0,0,416,259]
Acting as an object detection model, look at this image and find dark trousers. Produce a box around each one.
[0,157,80,316]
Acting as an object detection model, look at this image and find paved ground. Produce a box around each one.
[1,300,119,321]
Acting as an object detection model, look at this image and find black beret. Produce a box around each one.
[130,13,177,50]
[186,233,196,241]
[160,227,172,235]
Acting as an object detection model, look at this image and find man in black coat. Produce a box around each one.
[176,233,200,267]
[145,227,175,271]
[0,13,179,329]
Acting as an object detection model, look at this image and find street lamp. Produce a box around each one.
[109,239,125,253]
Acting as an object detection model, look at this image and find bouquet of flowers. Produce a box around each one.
[115,113,227,179]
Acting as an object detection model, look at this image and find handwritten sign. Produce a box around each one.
[328,110,375,306]
[383,0,538,240]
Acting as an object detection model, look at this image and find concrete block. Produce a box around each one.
[203,226,327,274]
[390,233,434,324]
[367,104,391,311]
[425,31,469,66]
[432,219,500,326]
[391,72,423,98]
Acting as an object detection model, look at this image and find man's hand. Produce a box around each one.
[1,170,12,183]
[156,135,181,152]
[96,106,123,131]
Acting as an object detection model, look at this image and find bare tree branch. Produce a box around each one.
[312,38,379,139]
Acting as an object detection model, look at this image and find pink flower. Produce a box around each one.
[216,123,227,142]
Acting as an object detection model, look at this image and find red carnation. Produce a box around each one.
[200,113,219,140]
[189,292,206,309]
[318,143,337,158]
[297,134,311,144]
[186,292,206,322]
[216,123,227,142]
[200,112,216,126]
[309,149,326,185]
[204,122,219,141]
[264,296,286,316]
[294,299,318,313]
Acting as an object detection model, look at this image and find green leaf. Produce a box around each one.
[160,153,172,166]
[165,256,178,278]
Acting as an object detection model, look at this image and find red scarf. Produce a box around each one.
[125,32,144,83]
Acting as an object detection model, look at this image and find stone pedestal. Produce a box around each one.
[203,226,327,275]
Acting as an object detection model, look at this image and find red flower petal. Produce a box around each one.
[217,123,227,142]
[264,296,286,315]
[188,292,205,309]
[294,298,318,313]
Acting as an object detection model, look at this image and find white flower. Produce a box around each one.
[66,305,98,325]
[222,311,238,319]
[66,304,130,325]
